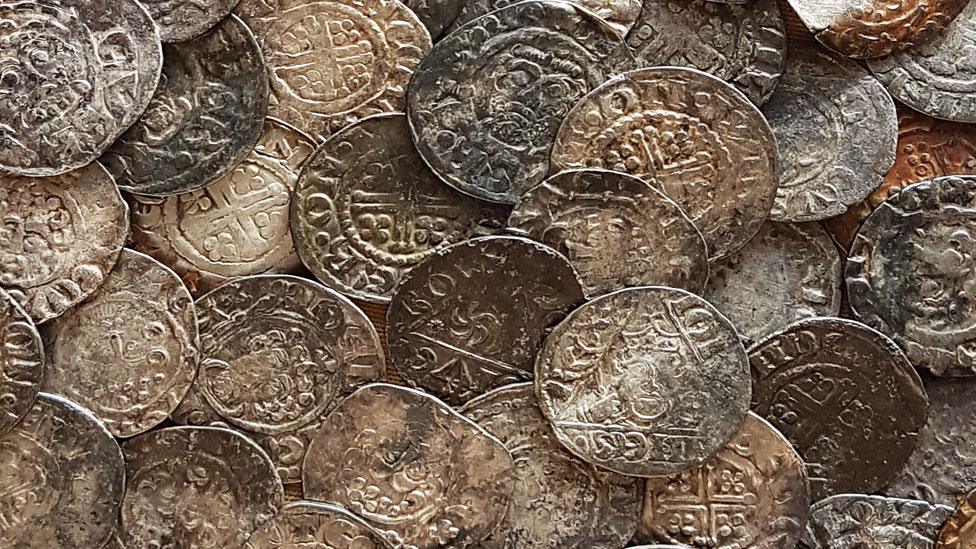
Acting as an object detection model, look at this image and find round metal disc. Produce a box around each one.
[938,487,976,548]
[405,0,464,39]
[448,0,642,36]
[140,0,241,42]
[802,495,953,548]
[244,501,392,549]
[0,288,42,435]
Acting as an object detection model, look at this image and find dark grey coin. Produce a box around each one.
[847,176,976,377]
[460,383,642,549]
[244,501,392,549]
[801,494,953,548]
[387,235,585,405]
[407,0,636,204]
[448,0,641,35]
[406,0,464,39]
[0,392,125,549]
[507,168,709,297]
[0,289,42,435]
[750,317,928,502]
[101,15,268,196]
[140,0,240,42]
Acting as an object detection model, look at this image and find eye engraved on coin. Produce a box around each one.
[460,383,641,549]
[407,0,637,204]
[0,289,42,435]
[937,487,976,548]
[303,383,517,549]
[447,0,641,36]
[536,286,752,477]
[245,501,393,549]
[139,0,241,42]
[291,113,508,304]
[551,66,779,260]
[801,494,954,548]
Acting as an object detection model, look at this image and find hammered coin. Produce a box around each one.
[802,494,953,548]
[0,392,125,549]
[447,0,642,36]
[405,0,464,39]
[291,113,508,304]
[0,288,42,435]
[245,501,392,549]
[507,168,709,297]
[535,286,752,477]
[551,66,779,260]
[128,118,314,296]
[42,248,198,438]
[140,0,241,42]
[386,235,585,405]
[937,487,976,548]
[303,383,516,549]
[407,0,636,204]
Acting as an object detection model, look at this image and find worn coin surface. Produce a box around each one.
[448,0,641,36]
[244,501,392,549]
[0,392,125,549]
[552,66,779,260]
[0,163,128,324]
[408,0,636,204]
[303,383,516,549]
[802,494,953,548]
[405,0,464,39]
[291,113,508,304]
[140,0,240,42]
[387,235,585,405]
[536,286,752,477]
[507,169,709,297]
[0,289,42,435]
[460,383,642,549]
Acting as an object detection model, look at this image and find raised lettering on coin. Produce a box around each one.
[244,501,392,549]
[802,494,953,548]
[0,288,42,435]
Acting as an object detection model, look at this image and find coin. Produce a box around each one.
[235,0,431,142]
[291,113,508,304]
[0,392,125,549]
[42,248,198,438]
[405,0,463,39]
[536,286,752,477]
[386,235,585,405]
[101,15,268,197]
[448,0,642,36]
[507,168,709,297]
[120,426,284,548]
[0,0,162,176]
[0,163,128,324]
[801,494,953,548]
[244,501,392,549]
[407,0,636,204]
[460,383,642,549]
[140,0,240,42]
[937,487,976,548]
[551,66,779,260]
[704,221,842,343]
[0,289,42,435]
[303,383,516,549]
[128,118,314,296]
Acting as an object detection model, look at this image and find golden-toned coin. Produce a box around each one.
[938,487,976,548]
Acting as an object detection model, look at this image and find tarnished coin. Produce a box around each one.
[235,0,431,141]
[291,113,508,304]
[551,66,779,260]
[460,383,642,549]
[448,0,642,36]
[847,176,976,377]
[536,286,752,477]
[42,248,198,438]
[0,392,125,549]
[245,501,392,549]
[303,383,516,549]
[705,221,842,343]
[407,0,636,204]
[140,0,240,42]
[0,0,162,176]
[405,0,464,39]
[387,235,585,405]
[938,487,976,548]
[129,118,314,296]
[0,163,128,324]
[101,15,268,197]
[0,289,42,435]
[507,168,709,297]
[802,494,953,548]
[121,426,284,548]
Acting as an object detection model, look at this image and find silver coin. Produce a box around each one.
[140,0,241,42]
[0,288,42,435]
[244,501,392,549]
[405,0,464,39]
[448,0,642,36]
[801,494,953,548]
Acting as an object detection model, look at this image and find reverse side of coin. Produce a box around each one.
[507,168,709,297]
[448,0,641,36]
[460,383,641,549]
[140,0,240,42]
[938,487,976,548]
[0,289,42,435]
[405,0,463,39]
[245,501,392,549]
[802,494,953,548]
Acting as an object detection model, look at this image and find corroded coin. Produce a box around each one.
[551,66,779,260]
[847,176,976,377]
[0,392,125,549]
[938,488,976,548]
[303,383,516,549]
[121,426,284,548]
[0,0,162,176]
[235,0,431,141]
[0,289,42,435]
[291,113,508,304]
[448,0,642,36]
[244,501,392,549]
[405,0,464,39]
[386,235,585,405]
[536,286,751,477]
[0,163,128,324]
[102,15,268,197]
[129,118,314,296]
[460,383,641,549]
[802,494,953,548]
[507,168,709,297]
[704,221,842,343]
[140,0,240,42]
[749,317,928,501]
[408,0,636,204]
[42,248,198,438]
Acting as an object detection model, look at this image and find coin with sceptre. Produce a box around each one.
[139,0,241,42]
[244,501,393,549]
[801,494,954,548]
[0,288,42,436]
[446,0,642,36]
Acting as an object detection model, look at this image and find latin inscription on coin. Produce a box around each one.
[448,0,642,36]
[140,0,241,42]
[801,494,953,548]
[0,289,42,435]
[245,501,391,549]
[937,487,976,548]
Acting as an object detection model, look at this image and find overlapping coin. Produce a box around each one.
[0,288,43,435]
[802,494,953,547]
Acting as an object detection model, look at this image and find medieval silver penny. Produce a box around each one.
[801,494,953,548]
[448,0,641,36]
[406,0,464,39]
[140,0,241,42]
[0,288,42,436]
[244,501,392,549]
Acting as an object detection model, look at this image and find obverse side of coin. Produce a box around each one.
[0,393,124,549]
[102,15,268,196]
[292,113,508,303]
[0,289,42,435]
[140,0,240,42]
[460,383,641,549]
[552,66,779,260]
[448,0,642,36]
[507,169,709,297]
[938,487,976,548]
[405,0,463,39]
[802,494,953,548]
[408,0,636,204]
[536,286,752,477]
[303,383,516,549]
[245,501,392,549]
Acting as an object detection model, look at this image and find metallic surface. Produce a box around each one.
[801,494,953,548]
[448,0,641,35]
[937,487,976,548]
[244,501,393,549]
[140,0,239,42]
[405,0,463,39]
[0,288,42,435]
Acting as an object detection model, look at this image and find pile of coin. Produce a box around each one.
[3,0,976,546]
